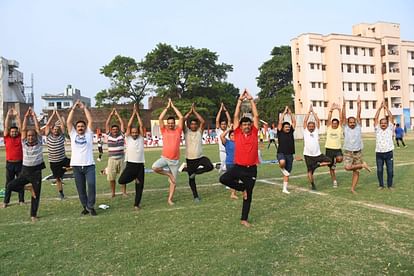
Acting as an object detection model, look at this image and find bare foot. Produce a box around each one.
[25,184,36,199]
[111,193,116,198]
[242,191,248,200]
[1,203,7,208]
[362,162,371,172]
[230,193,238,200]
[240,220,251,227]
[134,206,141,211]
[167,200,175,206]
[351,189,357,194]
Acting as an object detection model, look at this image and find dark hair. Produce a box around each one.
[75,120,86,127]
[190,118,199,124]
[332,118,339,124]
[282,122,291,128]
[380,118,388,124]
[228,130,234,136]
[167,116,175,121]
[240,117,252,124]
[396,123,400,127]
[27,129,37,136]
[307,121,315,126]
[347,116,356,123]
[111,124,119,129]
[219,120,228,125]
[9,126,18,131]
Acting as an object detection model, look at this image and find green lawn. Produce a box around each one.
[1,135,414,275]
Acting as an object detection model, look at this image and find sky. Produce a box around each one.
[1,0,413,113]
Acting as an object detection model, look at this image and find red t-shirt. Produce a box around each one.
[4,134,23,161]
[234,125,259,166]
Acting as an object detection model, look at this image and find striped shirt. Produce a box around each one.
[47,134,66,162]
[22,136,44,167]
[107,132,125,159]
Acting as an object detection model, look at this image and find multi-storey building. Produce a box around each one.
[0,56,32,133]
[41,84,91,113]
[291,22,414,132]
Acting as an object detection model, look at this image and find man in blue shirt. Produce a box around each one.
[394,123,407,148]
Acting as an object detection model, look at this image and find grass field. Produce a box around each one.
[1,135,414,275]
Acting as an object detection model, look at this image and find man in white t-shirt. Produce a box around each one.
[215,103,232,174]
[67,100,97,216]
[118,104,146,209]
[374,101,395,189]
[303,105,331,190]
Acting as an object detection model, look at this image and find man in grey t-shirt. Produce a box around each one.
[342,96,371,194]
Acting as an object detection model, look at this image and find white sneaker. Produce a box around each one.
[178,162,187,173]
[97,158,101,162]
[280,168,290,177]
[282,189,290,194]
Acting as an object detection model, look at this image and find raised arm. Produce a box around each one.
[233,93,244,130]
[215,103,223,127]
[125,107,136,137]
[31,110,41,135]
[192,104,205,132]
[303,105,312,130]
[356,95,361,125]
[277,106,288,131]
[183,107,193,128]
[313,110,321,129]
[105,108,114,133]
[170,100,184,129]
[55,110,66,134]
[4,108,12,137]
[66,101,78,134]
[114,109,125,133]
[21,107,31,140]
[158,100,171,129]
[220,128,230,145]
[136,106,145,136]
[81,102,93,130]
[342,99,347,126]
[44,110,56,136]
[246,91,259,129]
[374,101,383,127]
[383,103,394,125]
[327,103,334,128]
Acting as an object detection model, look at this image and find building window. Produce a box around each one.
[48,102,54,107]
[342,82,345,91]
[310,63,314,69]
[321,47,325,53]
[365,101,369,109]
[364,83,368,91]
[319,101,323,107]
[356,83,360,91]
[363,65,367,74]
[412,68,414,76]
[372,83,376,91]
[373,101,377,109]
[370,65,375,74]
[323,83,327,89]
[316,64,320,70]
[362,48,366,56]
[316,46,319,52]
[309,45,313,51]
[369,48,374,56]
[322,64,326,71]
[354,47,358,55]
[347,64,352,73]
[355,65,359,73]
[324,102,328,107]
[64,102,70,107]
[312,101,317,107]
[411,51,414,59]
[366,119,370,127]
[296,48,299,55]
[318,82,322,88]
[348,83,352,91]
[346,46,350,55]
[349,101,354,109]
[311,82,316,88]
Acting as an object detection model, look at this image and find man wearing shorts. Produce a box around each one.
[267,125,277,150]
[105,108,126,197]
[276,106,296,194]
[220,89,259,227]
[303,105,331,191]
[215,102,232,174]
[45,110,70,199]
[118,104,146,209]
[152,98,184,206]
[325,103,344,188]
[97,134,104,161]
[342,96,371,194]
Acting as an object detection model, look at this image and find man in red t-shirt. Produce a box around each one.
[3,107,25,205]
[220,89,259,227]
[152,98,184,206]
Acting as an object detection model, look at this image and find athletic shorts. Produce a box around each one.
[152,156,179,181]
[50,157,71,178]
[276,153,294,172]
[107,158,124,181]
[326,148,343,165]
[343,150,363,168]
[304,154,331,173]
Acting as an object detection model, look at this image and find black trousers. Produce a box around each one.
[118,162,145,207]
[186,156,214,199]
[219,165,257,221]
[5,161,25,202]
[5,168,42,217]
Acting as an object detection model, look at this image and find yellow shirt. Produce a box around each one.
[325,126,342,149]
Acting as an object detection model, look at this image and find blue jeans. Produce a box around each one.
[376,151,394,188]
[72,165,96,209]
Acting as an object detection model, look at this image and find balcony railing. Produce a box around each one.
[389,67,400,73]
[388,49,399,55]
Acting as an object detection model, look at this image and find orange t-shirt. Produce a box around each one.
[161,127,182,160]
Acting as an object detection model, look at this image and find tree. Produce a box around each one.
[141,43,233,99]
[96,55,148,107]
[256,45,294,123]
